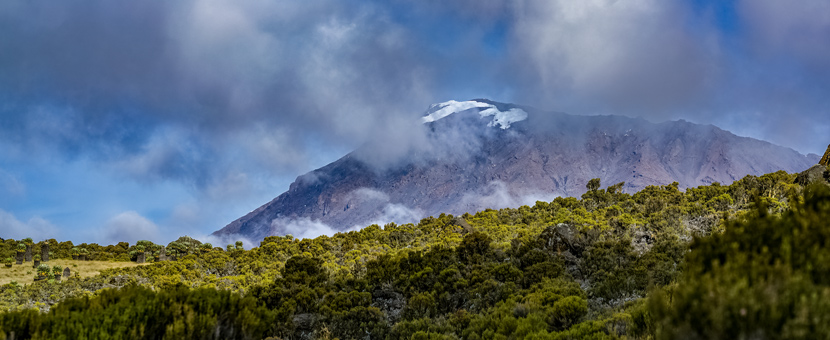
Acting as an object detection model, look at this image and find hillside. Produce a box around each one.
[0,259,146,286]
[215,100,818,241]
[2,167,830,339]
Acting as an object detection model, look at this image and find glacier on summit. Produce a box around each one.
[422,100,528,129]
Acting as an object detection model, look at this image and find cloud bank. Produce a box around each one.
[102,211,161,245]
[0,209,58,241]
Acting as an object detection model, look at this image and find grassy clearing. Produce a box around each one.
[0,259,147,285]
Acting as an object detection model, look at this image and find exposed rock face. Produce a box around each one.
[821,144,830,166]
[214,100,819,241]
[795,165,828,186]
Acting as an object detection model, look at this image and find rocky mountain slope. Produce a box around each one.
[214,100,819,240]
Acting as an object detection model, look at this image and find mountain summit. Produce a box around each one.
[214,100,818,241]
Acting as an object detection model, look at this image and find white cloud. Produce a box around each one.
[347,187,425,227]
[103,211,161,244]
[264,187,426,239]
[270,216,347,240]
[461,181,518,210]
[366,203,424,227]
[461,181,559,212]
[187,232,257,250]
[0,209,59,241]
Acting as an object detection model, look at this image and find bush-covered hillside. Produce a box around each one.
[0,167,828,339]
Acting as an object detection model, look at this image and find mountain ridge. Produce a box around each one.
[214,100,818,240]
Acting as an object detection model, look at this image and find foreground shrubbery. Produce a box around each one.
[642,184,830,339]
[0,285,273,339]
[0,169,828,339]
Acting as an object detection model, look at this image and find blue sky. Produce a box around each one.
[1,0,828,245]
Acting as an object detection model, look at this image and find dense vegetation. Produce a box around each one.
[0,166,828,339]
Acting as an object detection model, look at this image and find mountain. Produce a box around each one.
[214,100,819,241]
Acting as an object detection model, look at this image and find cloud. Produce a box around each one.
[461,181,559,213]
[349,187,391,202]
[499,0,830,154]
[1,0,827,171]
[187,233,258,250]
[367,203,424,227]
[109,128,212,187]
[4,0,824,182]
[0,209,59,241]
[348,187,425,225]
[353,102,524,171]
[0,169,25,197]
[0,0,438,185]
[739,0,830,71]
[267,201,422,240]
[244,187,427,238]
[507,0,721,115]
[102,211,161,244]
[270,216,346,240]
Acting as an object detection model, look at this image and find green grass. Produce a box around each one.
[0,259,147,285]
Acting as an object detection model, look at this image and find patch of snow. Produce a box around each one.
[422,100,528,129]
[480,107,528,129]
[422,100,492,123]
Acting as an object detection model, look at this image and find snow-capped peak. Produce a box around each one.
[421,100,492,123]
[421,100,528,129]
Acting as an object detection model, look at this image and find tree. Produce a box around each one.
[199,243,213,253]
[650,184,830,339]
[586,178,601,192]
[606,181,625,195]
[35,264,50,280]
[457,232,492,264]
[282,256,327,286]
